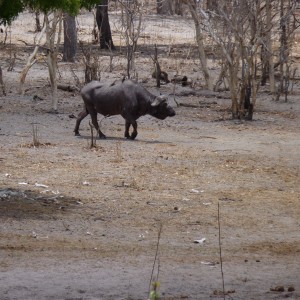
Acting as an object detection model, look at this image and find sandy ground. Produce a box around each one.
[0,9,300,300]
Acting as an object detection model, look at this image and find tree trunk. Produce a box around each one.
[186,1,213,90]
[206,0,218,11]
[63,14,77,62]
[35,11,42,32]
[157,0,172,15]
[0,65,6,96]
[47,49,58,111]
[19,24,46,95]
[228,64,239,119]
[266,0,275,93]
[260,0,275,92]
[260,44,269,86]
[45,12,63,112]
[96,0,115,50]
[174,0,183,16]
[154,44,161,88]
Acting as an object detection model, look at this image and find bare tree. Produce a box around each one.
[80,42,101,84]
[183,0,213,90]
[19,11,62,112]
[119,0,143,79]
[184,0,294,119]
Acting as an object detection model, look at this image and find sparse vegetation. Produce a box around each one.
[32,123,41,147]
[0,1,299,299]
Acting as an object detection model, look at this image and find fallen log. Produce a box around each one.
[57,84,80,92]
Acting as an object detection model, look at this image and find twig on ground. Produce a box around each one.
[149,223,163,298]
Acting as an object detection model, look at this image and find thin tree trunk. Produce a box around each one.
[0,65,6,96]
[228,65,239,118]
[154,44,161,88]
[19,24,47,95]
[187,1,213,90]
[45,12,63,112]
[35,11,42,32]
[157,0,172,15]
[174,0,183,16]
[266,0,275,93]
[206,0,218,11]
[47,50,58,110]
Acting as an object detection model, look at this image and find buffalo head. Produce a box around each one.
[151,95,176,120]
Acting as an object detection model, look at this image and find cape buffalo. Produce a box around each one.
[74,79,176,140]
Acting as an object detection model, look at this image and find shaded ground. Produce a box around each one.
[0,10,300,300]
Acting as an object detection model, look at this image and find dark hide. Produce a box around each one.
[74,79,175,140]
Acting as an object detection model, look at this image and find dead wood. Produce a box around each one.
[152,70,170,84]
[57,84,80,92]
[7,52,16,72]
[178,102,199,108]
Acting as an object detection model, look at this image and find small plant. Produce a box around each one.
[111,141,123,163]
[149,281,160,300]
[32,123,40,147]
[80,42,101,84]
[115,141,122,162]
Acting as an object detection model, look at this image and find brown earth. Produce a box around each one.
[0,10,300,300]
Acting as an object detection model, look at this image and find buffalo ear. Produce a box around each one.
[151,95,168,107]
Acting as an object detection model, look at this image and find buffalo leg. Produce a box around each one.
[89,109,106,139]
[130,120,138,140]
[124,121,131,139]
[74,109,88,136]
[124,120,138,140]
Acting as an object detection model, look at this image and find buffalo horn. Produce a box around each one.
[151,95,168,107]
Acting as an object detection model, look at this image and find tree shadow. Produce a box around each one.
[0,188,81,220]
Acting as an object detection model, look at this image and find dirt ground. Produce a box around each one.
[0,10,300,300]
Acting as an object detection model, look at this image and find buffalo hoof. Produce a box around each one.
[74,132,81,136]
[99,134,106,139]
[130,134,137,140]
